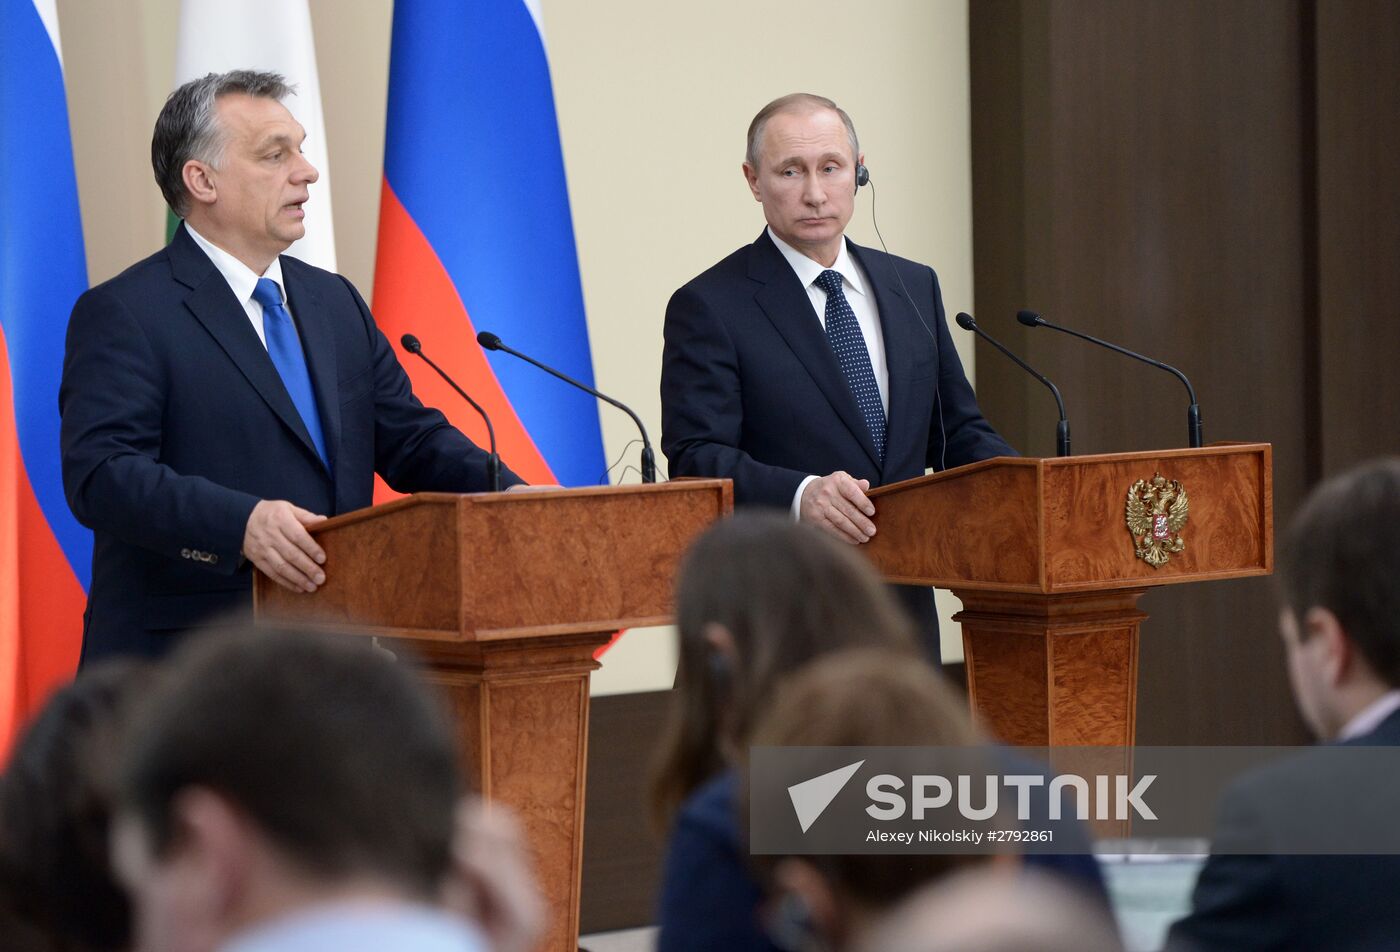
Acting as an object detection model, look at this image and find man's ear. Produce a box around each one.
[742,161,762,202]
[169,787,257,924]
[182,159,218,208]
[702,622,736,660]
[1302,606,1350,687]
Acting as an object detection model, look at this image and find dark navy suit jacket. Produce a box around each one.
[1167,707,1400,951]
[661,231,1013,508]
[60,225,521,662]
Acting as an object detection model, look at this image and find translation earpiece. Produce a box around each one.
[855,163,870,190]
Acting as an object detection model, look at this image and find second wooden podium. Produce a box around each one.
[254,480,731,952]
[861,443,1272,747]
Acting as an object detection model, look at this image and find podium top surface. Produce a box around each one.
[255,479,732,643]
[862,443,1272,594]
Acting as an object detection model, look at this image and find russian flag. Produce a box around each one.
[372,0,607,491]
[0,0,92,757]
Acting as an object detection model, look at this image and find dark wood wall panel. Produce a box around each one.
[580,690,669,933]
[972,0,1315,744]
[1315,1,1400,474]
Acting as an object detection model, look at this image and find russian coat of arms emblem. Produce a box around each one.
[1125,473,1189,568]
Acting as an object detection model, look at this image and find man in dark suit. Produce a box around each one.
[1167,458,1400,951]
[661,93,1013,655]
[60,70,522,663]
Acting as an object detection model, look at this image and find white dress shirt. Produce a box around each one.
[185,223,294,349]
[219,902,487,952]
[1338,688,1400,741]
[767,227,889,516]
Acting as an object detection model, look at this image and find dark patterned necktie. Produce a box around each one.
[815,269,885,461]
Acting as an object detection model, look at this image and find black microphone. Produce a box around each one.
[1017,310,1203,448]
[955,312,1071,457]
[477,331,656,483]
[400,334,501,492]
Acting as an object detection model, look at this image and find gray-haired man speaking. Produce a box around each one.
[60,71,522,664]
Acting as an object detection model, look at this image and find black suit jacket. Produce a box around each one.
[60,225,521,661]
[661,231,1013,508]
[1167,707,1400,951]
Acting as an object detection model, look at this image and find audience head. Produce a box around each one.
[746,648,996,952]
[111,627,463,952]
[651,513,920,825]
[0,662,154,952]
[858,867,1123,952]
[1276,457,1400,738]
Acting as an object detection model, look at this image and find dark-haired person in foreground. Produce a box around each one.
[650,515,1105,952]
[660,92,1014,657]
[110,627,540,952]
[61,70,522,665]
[1167,458,1400,951]
[0,662,154,952]
[741,649,1005,952]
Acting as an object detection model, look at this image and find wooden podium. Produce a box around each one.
[253,480,731,952]
[862,444,1272,747]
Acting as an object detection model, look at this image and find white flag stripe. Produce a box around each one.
[522,0,545,44]
[173,0,337,270]
[31,0,62,66]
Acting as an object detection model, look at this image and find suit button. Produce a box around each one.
[181,548,192,559]
[207,553,219,565]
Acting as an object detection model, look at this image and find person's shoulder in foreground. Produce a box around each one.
[656,771,780,952]
[1167,457,1400,952]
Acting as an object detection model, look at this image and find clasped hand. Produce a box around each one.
[800,471,877,545]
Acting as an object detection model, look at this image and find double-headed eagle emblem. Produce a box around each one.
[1125,473,1189,568]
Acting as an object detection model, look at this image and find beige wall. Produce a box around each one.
[55,0,976,668]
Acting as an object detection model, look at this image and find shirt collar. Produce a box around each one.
[1338,689,1400,741]
[219,901,486,952]
[767,227,867,299]
[185,223,287,307]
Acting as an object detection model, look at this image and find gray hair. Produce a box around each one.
[151,70,295,217]
[744,92,860,169]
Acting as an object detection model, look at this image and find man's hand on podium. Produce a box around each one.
[243,499,327,593]
[801,471,877,545]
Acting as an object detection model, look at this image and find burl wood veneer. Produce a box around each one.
[255,480,732,952]
[864,444,1271,748]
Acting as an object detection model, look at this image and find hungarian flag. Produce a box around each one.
[372,0,607,491]
[0,0,91,757]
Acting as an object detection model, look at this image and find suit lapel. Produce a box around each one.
[168,226,326,470]
[850,241,921,470]
[749,232,883,472]
[282,259,340,474]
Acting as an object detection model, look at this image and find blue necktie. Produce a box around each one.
[252,277,329,469]
[816,269,886,461]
